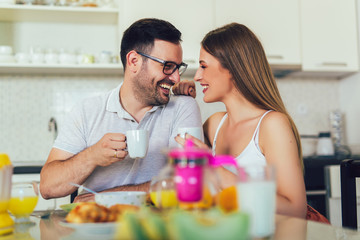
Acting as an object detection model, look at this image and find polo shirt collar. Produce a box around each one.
[106,82,163,118]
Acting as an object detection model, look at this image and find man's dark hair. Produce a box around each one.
[120,18,182,70]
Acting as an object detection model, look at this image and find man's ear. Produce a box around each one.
[126,50,141,73]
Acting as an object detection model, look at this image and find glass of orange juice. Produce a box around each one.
[149,176,178,209]
[9,182,39,223]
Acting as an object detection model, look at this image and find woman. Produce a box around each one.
[175,23,307,218]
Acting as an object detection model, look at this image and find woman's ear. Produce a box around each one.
[126,50,141,73]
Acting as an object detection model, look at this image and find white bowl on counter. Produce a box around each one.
[95,191,146,208]
[0,46,13,55]
[0,0,15,4]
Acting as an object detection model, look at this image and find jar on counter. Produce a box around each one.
[316,132,335,156]
[301,135,318,157]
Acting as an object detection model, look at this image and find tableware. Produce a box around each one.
[0,153,14,236]
[30,53,44,64]
[177,127,204,141]
[316,132,334,156]
[149,173,178,209]
[126,129,149,159]
[59,203,81,213]
[69,182,98,195]
[0,46,12,55]
[95,191,146,208]
[9,182,39,224]
[98,51,111,64]
[0,0,16,4]
[59,220,117,236]
[237,165,276,238]
[44,52,59,64]
[15,53,30,64]
[59,53,76,64]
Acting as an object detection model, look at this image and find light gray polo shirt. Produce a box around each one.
[53,83,202,192]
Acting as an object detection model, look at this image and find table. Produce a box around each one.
[0,210,359,240]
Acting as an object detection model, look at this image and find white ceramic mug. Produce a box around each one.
[126,129,149,159]
[237,165,276,238]
[177,127,204,147]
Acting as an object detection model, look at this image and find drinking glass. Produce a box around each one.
[237,165,276,238]
[9,182,39,224]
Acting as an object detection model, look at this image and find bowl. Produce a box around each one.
[95,191,146,208]
[0,45,13,55]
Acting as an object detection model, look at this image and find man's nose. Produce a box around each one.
[168,68,181,83]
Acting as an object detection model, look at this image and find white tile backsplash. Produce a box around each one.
[0,74,120,163]
[0,74,344,163]
[277,77,339,135]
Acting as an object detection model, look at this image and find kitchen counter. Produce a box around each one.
[1,210,359,240]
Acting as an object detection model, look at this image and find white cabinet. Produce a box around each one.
[118,0,215,72]
[0,5,122,75]
[215,0,301,67]
[300,0,359,73]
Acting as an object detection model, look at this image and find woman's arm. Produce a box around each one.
[260,112,307,218]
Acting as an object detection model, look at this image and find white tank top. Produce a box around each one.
[212,110,272,166]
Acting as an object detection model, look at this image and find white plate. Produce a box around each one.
[59,220,118,236]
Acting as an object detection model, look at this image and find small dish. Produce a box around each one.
[59,220,118,236]
[95,191,146,207]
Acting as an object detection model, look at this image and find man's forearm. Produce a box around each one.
[40,148,97,199]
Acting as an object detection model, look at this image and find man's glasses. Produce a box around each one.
[137,52,188,76]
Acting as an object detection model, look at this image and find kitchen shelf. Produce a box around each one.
[0,63,123,75]
[0,5,118,24]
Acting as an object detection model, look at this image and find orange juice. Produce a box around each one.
[150,190,178,208]
[8,196,38,217]
[0,200,9,212]
[179,187,213,210]
[216,185,238,213]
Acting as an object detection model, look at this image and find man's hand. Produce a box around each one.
[172,80,196,98]
[87,133,128,167]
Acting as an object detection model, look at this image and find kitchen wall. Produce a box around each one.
[1,72,350,164]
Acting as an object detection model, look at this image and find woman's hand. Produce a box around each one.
[172,80,196,98]
[174,133,210,150]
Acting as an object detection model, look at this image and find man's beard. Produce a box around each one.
[132,66,170,106]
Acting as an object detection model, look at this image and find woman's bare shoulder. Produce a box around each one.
[260,111,297,157]
[261,111,291,130]
[203,112,227,144]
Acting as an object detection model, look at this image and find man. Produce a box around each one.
[40,18,201,202]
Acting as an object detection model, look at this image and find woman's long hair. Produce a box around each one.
[202,23,303,167]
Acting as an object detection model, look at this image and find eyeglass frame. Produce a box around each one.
[136,51,188,76]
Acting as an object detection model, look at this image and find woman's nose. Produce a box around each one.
[194,68,202,82]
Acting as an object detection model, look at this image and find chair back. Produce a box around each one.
[340,159,360,229]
